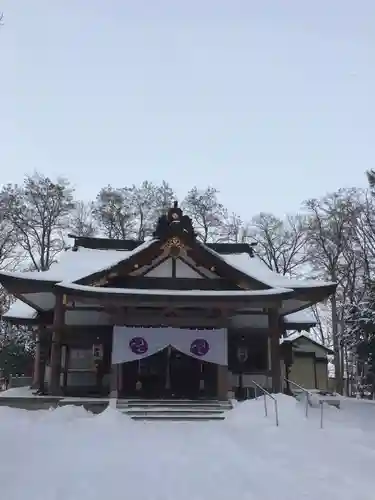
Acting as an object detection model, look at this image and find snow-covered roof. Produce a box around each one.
[2,300,38,320]
[283,309,316,325]
[281,332,307,343]
[0,237,336,315]
[280,332,333,353]
[216,251,335,289]
[0,239,155,283]
[56,282,292,298]
[0,238,335,291]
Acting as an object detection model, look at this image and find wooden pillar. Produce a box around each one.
[60,344,69,391]
[31,330,41,389]
[268,308,282,393]
[110,364,118,398]
[32,326,48,393]
[217,365,229,400]
[313,355,318,389]
[109,326,119,398]
[48,294,65,395]
[39,327,49,393]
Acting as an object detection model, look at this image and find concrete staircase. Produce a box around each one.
[116,399,233,421]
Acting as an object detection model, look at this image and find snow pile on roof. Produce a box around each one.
[1,239,155,283]
[283,309,316,324]
[0,394,374,499]
[281,331,306,343]
[57,282,292,297]
[2,300,37,320]
[0,239,336,294]
[218,251,335,289]
[280,332,332,352]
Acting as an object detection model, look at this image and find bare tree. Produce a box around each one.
[310,303,333,347]
[93,186,133,239]
[304,188,361,393]
[69,201,97,237]
[182,186,226,243]
[93,181,175,240]
[0,173,75,271]
[0,210,19,272]
[352,190,375,279]
[249,213,308,276]
[129,181,175,240]
[0,204,20,316]
[216,213,254,244]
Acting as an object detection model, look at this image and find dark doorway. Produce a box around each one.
[121,350,167,398]
[169,348,217,399]
[120,347,218,399]
[169,348,200,398]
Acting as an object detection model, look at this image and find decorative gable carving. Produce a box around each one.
[161,236,187,258]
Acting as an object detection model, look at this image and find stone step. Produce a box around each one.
[116,398,232,421]
[118,398,229,403]
[117,403,232,411]
[128,413,226,421]
[124,408,225,415]
[117,400,232,409]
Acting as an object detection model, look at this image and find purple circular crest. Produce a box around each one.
[190,338,210,357]
[129,337,148,355]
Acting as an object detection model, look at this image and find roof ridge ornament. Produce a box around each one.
[153,201,196,241]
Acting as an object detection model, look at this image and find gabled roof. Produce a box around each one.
[0,238,336,292]
[281,332,334,354]
[0,202,337,314]
[282,309,317,330]
[2,300,38,323]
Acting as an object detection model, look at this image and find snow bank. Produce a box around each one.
[226,393,299,425]
[0,397,374,500]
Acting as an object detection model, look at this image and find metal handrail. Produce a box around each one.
[285,378,324,428]
[251,380,279,427]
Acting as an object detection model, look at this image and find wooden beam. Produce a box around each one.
[112,314,229,329]
[268,308,282,393]
[91,276,239,290]
[58,290,285,310]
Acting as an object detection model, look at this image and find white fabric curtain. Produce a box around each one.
[112,327,227,365]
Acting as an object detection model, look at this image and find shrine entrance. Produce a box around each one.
[121,350,167,398]
[114,326,226,399]
[169,348,217,398]
[169,347,200,398]
[120,346,218,399]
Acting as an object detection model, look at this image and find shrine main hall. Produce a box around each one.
[0,203,336,400]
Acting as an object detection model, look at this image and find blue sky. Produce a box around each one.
[0,1,373,219]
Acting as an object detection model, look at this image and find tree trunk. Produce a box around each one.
[331,295,343,394]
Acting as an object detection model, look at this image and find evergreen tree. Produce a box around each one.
[345,287,375,397]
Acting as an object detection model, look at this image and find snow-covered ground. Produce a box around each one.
[0,395,374,500]
[0,386,36,398]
